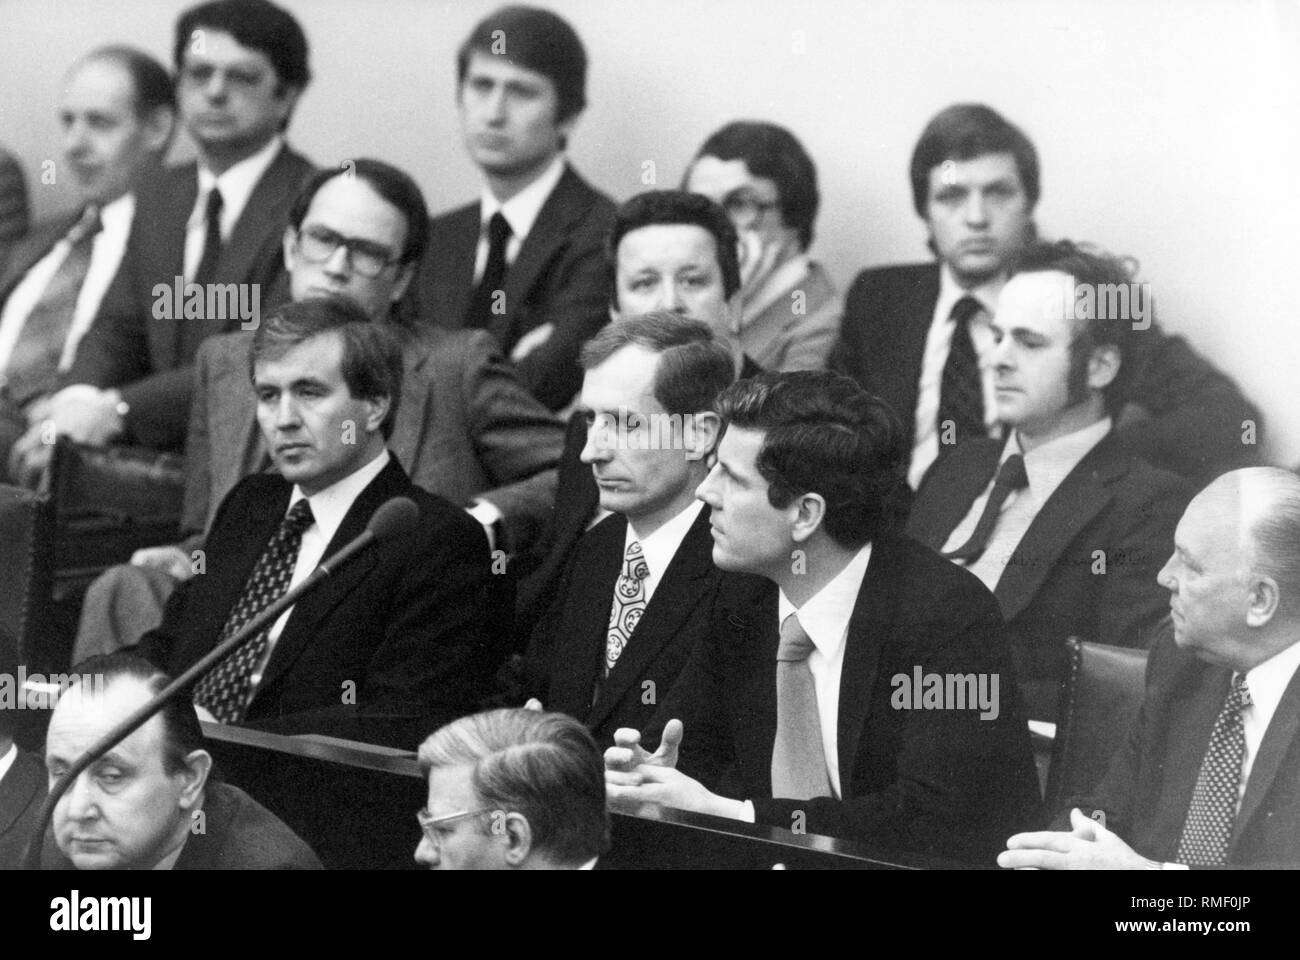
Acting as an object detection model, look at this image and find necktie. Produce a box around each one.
[1,206,102,405]
[1176,673,1252,866]
[194,499,315,723]
[193,187,224,286]
[937,295,987,450]
[464,211,512,330]
[605,539,648,674]
[942,453,1028,562]
[771,613,831,800]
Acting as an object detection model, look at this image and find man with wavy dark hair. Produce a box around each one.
[604,370,1042,866]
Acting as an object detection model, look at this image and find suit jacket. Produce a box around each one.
[656,535,1043,866]
[41,781,321,870]
[0,147,28,254]
[907,431,1191,720]
[1073,631,1300,868]
[0,748,45,869]
[65,145,317,450]
[183,325,563,553]
[414,164,618,411]
[135,456,499,733]
[830,262,1261,486]
[740,259,841,372]
[528,507,723,747]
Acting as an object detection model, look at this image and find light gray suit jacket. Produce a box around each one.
[183,324,564,552]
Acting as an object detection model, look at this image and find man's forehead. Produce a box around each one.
[48,678,161,756]
[718,425,765,472]
[581,345,661,408]
[182,30,275,70]
[63,58,135,108]
[997,270,1075,330]
[929,152,1022,188]
[618,224,717,267]
[464,50,555,90]
[303,179,406,242]
[426,762,478,810]
[254,332,345,382]
[687,155,766,197]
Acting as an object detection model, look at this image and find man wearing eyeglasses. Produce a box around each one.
[415,708,609,870]
[12,0,316,472]
[683,121,841,376]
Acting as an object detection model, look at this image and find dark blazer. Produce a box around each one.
[183,325,564,553]
[0,748,46,869]
[1073,631,1300,868]
[65,145,317,450]
[528,507,723,747]
[414,164,617,411]
[135,456,499,733]
[656,535,1043,866]
[0,147,28,254]
[41,781,321,870]
[907,431,1191,720]
[830,262,1261,486]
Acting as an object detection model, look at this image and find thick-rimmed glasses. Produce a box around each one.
[721,188,781,229]
[416,806,496,847]
[294,225,402,278]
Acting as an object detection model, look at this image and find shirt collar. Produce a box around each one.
[0,742,16,783]
[1004,417,1111,506]
[479,154,566,244]
[1245,637,1300,732]
[153,838,187,870]
[778,543,874,660]
[97,192,135,235]
[937,260,1003,323]
[289,449,391,547]
[626,500,704,579]
[194,135,284,230]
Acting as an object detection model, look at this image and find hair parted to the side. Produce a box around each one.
[81,45,177,118]
[64,652,208,777]
[688,120,820,250]
[456,5,588,124]
[910,103,1040,217]
[606,190,741,307]
[579,311,734,416]
[250,297,404,440]
[418,708,610,865]
[715,371,909,548]
[288,158,431,266]
[175,0,311,91]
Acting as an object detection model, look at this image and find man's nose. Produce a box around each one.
[655,282,686,313]
[63,122,90,159]
[203,70,230,101]
[322,243,352,278]
[275,394,303,429]
[60,771,99,822]
[962,192,989,226]
[414,836,439,868]
[1156,554,1176,591]
[579,418,611,464]
[695,462,721,504]
[483,87,507,123]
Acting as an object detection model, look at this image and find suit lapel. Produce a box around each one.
[885,265,940,439]
[908,439,1000,548]
[389,332,435,473]
[733,584,781,794]
[215,145,302,285]
[589,508,716,728]
[0,214,79,298]
[210,335,263,518]
[994,436,1123,622]
[0,751,41,837]
[1233,664,1300,850]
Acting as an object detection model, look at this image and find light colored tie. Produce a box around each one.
[604,539,648,675]
[771,612,831,800]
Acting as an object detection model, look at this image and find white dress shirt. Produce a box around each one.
[0,741,16,784]
[626,500,705,605]
[0,192,135,373]
[472,153,566,284]
[183,136,284,282]
[908,264,1003,488]
[941,418,1112,592]
[247,449,391,692]
[1240,638,1300,807]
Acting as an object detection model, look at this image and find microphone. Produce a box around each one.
[22,495,419,870]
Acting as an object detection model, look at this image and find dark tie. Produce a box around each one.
[942,453,1028,562]
[194,499,315,723]
[1176,673,1252,866]
[1,206,102,405]
[771,613,831,800]
[937,295,987,449]
[605,540,648,674]
[193,187,224,286]
[464,211,511,330]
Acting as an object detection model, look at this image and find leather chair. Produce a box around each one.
[1043,637,1149,812]
[0,483,54,672]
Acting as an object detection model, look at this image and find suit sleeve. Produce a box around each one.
[827,272,874,386]
[179,341,216,537]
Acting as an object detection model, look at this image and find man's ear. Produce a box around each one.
[142,105,176,156]
[501,812,534,867]
[390,262,415,305]
[177,749,213,810]
[1246,575,1280,628]
[1087,343,1121,392]
[684,411,721,463]
[363,395,391,435]
[790,492,827,544]
[282,225,298,272]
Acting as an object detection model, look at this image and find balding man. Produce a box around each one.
[1001,467,1300,869]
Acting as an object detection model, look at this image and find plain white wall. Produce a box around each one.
[2,0,1297,462]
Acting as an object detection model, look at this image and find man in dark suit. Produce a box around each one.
[413,5,617,411]
[908,240,1191,719]
[526,312,733,746]
[1002,468,1300,869]
[0,145,30,255]
[0,47,175,481]
[0,624,46,868]
[42,653,320,870]
[14,0,316,470]
[605,372,1041,865]
[831,103,1258,489]
[74,159,562,660]
[133,298,500,737]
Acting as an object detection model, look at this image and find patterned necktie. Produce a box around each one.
[1,206,102,405]
[1176,673,1252,865]
[937,295,987,450]
[942,453,1028,562]
[193,186,224,286]
[194,499,315,723]
[605,539,648,675]
[465,211,512,330]
[771,613,832,800]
